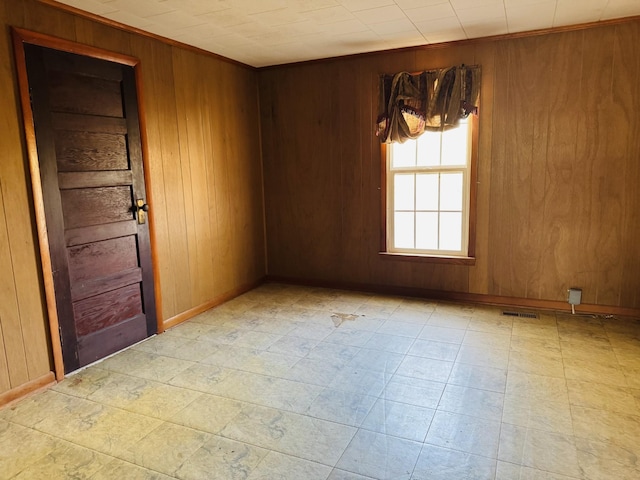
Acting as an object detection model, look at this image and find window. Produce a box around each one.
[384,116,477,261]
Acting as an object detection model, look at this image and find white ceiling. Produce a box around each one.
[55,0,640,67]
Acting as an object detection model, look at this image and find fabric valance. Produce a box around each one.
[376,65,481,143]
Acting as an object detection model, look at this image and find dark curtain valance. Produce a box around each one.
[376,64,481,143]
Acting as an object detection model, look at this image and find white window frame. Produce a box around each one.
[385,117,476,259]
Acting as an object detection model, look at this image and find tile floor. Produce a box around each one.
[1,283,640,479]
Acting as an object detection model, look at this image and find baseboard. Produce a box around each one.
[162,277,267,331]
[266,275,640,319]
[0,372,56,409]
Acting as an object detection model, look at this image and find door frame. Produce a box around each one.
[12,27,163,381]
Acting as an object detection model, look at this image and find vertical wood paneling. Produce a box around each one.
[128,37,178,319]
[0,182,30,387]
[468,42,495,295]
[617,23,640,309]
[577,28,616,305]
[537,31,584,301]
[0,0,266,397]
[260,20,640,310]
[1,1,52,385]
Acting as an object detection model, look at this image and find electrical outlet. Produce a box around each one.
[568,288,582,305]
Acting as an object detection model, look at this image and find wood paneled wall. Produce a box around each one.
[0,0,265,397]
[259,20,640,311]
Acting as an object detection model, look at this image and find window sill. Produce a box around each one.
[379,252,476,266]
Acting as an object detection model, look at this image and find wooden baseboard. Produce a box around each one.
[0,372,56,409]
[162,277,266,331]
[266,275,640,319]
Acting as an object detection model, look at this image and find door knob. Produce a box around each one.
[135,199,149,224]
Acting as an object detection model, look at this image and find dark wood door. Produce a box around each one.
[23,44,156,373]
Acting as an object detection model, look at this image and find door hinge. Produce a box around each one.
[58,325,63,346]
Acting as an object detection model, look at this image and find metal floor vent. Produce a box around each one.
[502,311,538,319]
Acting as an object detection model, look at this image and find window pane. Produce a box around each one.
[392,140,416,168]
[440,173,463,211]
[394,212,414,249]
[441,123,468,166]
[416,173,439,210]
[416,130,440,166]
[440,212,462,251]
[416,212,438,250]
[394,174,415,210]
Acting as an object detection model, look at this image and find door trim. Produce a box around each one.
[11,27,163,380]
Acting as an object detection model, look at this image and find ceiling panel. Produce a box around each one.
[53,0,640,67]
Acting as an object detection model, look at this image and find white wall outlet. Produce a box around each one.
[568,288,582,305]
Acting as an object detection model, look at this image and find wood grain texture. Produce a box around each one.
[1,0,266,397]
[1,4,52,388]
[260,20,640,311]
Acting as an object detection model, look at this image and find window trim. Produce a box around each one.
[379,114,479,264]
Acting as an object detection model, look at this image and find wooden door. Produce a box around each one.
[23,44,156,373]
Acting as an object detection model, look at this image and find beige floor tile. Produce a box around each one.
[498,424,581,477]
[174,435,268,480]
[466,316,513,335]
[575,437,640,480]
[448,363,507,393]
[324,329,375,347]
[328,469,376,479]
[347,348,404,374]
[456,344,509,369]
[282,356,349,386]
[376,320,422,338]
[411,444,497,480]
[51,367,113,398]
[395,356,453,383]
[364,333,415,354]
[495,461,580,479]
[90,458,175,479]
[127,354,196,383]
[221,403,357,465]
[306,388,378,427]
[88,373,201,419]
[502,394,574,435]
[2,389,96,428]
[505,371,569,403]
[328,367,392,397]
[0,420,60,478]
[172,393,244,433]
[336,429,422,480]
[614,346,640,368]
[361,398,435,442]
[571,406,640,450]
[119,422,211,476]
[510,335,560,354]
[567,379,639,414]
[425,411,501,458]
[563,357,628,387]
[267,335,319,357]
[511,323,559,341]
[437,384,504,421]
[463,330,511,349]
[387,307,431,324]
[434,302,475,316]
[382,375,446,409]
[508,350,565,378]
[418,325,465,344]
[164,321,217,340]
[408,339,460,362]
[427,312,472,329]
[247,451,332,480]
[3,286,640,480]
[11,441,111,480]
[133,333,197,357]
[36,403,161,457]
